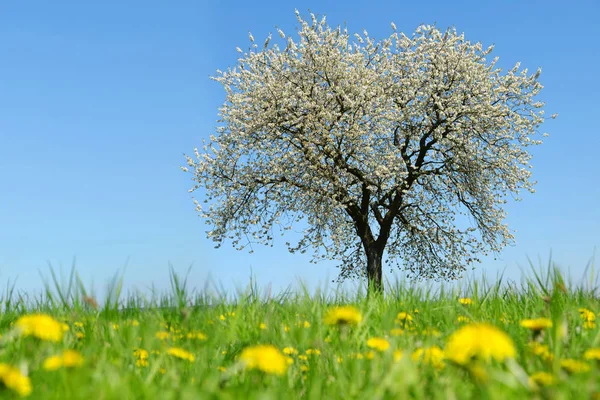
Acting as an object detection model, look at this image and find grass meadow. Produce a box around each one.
[0,259,599,399]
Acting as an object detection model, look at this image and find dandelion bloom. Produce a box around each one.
[0,363,32,397]
[520,318,552,331]
[155,331,170,340]
[579,308,596,322]
[134,349,149,367]
[412,346,445,370]
[62,350,84,367]
[42,356,63,371]
[459,298,473,305]
[560,359,590,374]
[583,321,596,329]
[238,344,289,375]
[323,306,362,326]
[393,349,403,362]
[395,312,413,323]
[529,371,555,387]
[282,347,298,355]
[457,316,470,323]
[367,337,390,352]
[305,349,321,356]
[15,314,66,342]
[527,342,553,361]
[445,323,515,365]
[186,331,207,340]
[583,348,600,361]
[167,347,195,362]
[43,350,83,370]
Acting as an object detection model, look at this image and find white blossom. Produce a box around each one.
[184,11,551,288]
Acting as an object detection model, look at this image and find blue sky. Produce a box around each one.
[1,0,598,301]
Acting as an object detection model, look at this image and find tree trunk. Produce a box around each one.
[366,245,384,293]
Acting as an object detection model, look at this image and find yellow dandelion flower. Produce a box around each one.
[584,348,600,361]
[238,344,289,375]
[323,306,362,326]
[303,321,311,328]
[298,355,308,361]
[560,359,590,374]
[412,346,445,370]
[219,315,226,321]
[134,349,148,359]
[134,349,149,367]
[259,323,267,330]
[61,350,83,368]
[75,332,85,339]
[579,308,596,322]
[300,364,309,372]
[155,331,170,340]
[584,321,596,329]
[111,323,119,331]
[393,349,403,361]
[305,349,321,356]
[283,325,290,333]
[15,313,65,342]
[0,363,32,397]
[527,342,553,361]
[42,355,63,371]
[459,298,473,305]
[193,332,208,340]
[457,316,470,323]
[167,347,195,362]
[520,318,552,331]
[282,347,298,355]
[74,322,84,328]
[529,371,555,387]
[336,356,343,364]
[445,323,515,365]
[43,350,83,370]
[395,312,413,323]
[366,337,390,352]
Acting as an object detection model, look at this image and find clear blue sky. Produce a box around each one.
[1,0,598,300]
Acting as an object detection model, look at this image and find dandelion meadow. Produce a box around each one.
[0,264,598,398]
[2,1,599,399]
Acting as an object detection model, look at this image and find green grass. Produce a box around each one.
[0,257,599,399]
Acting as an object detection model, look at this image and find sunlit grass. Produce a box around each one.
[0,256,598,398]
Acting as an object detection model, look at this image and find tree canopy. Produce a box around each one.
[183,10,553,291]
